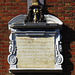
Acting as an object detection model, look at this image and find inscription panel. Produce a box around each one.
[16,36,55,68]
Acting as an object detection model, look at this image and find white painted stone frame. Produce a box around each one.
[8,14,63,72]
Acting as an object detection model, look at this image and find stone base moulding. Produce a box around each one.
[9,68,62,73]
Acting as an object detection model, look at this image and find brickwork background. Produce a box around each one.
[0,0,75,75]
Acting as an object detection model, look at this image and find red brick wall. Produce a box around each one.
[0,0,27,75]
[0,0,75,75]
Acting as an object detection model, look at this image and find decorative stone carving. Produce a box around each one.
[31,0,39,6]
[8,33,17,68]
[25,0,45,23]
[8,0,63,73]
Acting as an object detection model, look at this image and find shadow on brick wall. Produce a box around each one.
[61,25,75,75]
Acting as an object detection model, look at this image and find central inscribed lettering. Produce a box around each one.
[16,36,55,68]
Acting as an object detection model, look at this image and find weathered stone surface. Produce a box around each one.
[16,36,55,68]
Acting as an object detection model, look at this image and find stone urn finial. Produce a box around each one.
[31,0,39,6]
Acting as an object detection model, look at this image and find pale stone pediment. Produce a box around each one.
[8,14,63,29]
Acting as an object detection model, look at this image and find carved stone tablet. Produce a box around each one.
[16,36,55,68]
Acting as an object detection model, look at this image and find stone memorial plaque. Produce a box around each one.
[16,36,55,68]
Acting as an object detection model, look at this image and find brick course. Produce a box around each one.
[0,0,75,75]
